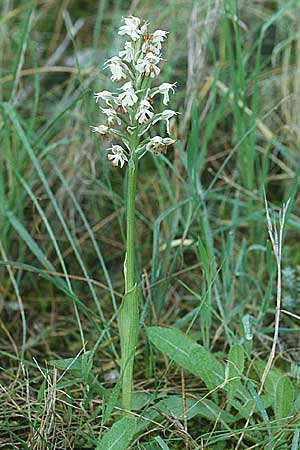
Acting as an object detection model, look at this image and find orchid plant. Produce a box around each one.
[91,15,177,412]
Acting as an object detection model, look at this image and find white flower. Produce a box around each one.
[153,30,168,44]
[118,81,138,109]
[94,90,113,105]
[101,108,122,126]
[119,41,136,63]
[142,30,168,55]
[151,82,176,105]
[118,16,141,41]
[104,57,127,82]
[135,98,153,124]
[135,52,161,77]
[107,145,128,168]
[90,125,112,141]
[153,109,178,134]
[90,125,110,134]
[146,136,175,154]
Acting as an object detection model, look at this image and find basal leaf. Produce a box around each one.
[146,326,224,390]
[137,395,236,433]
[96,416,136,450]
[227,343,245,401]
[275,376,294,421]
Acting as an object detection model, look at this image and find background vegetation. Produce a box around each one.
[1,0,300,449]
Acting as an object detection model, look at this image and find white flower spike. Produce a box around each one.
[91,15,178,168]
[107,145,128,168]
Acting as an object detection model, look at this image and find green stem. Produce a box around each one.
[119,156,139,412]
[120,72,145,410]
[125,162,138,293]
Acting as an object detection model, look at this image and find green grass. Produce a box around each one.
[1,0,300,449]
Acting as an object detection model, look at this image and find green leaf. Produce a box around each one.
[154,436,171,450]
[197,238,210,277]
[103,376,122,425]
[227,343,244,401]
[187,102,199,183]
[228,344,244,376]
[253,360,281,399]
[275,376,294,421]
[49,351,93,374]
[137,395,236,433]
[131,391,153,411]
[155,396,235,423]
[247,380,272,446]
[96,416,136,450]
[146,327,224,390]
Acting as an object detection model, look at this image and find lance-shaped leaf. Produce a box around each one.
[96,416,136,450]
[146,326,224,390]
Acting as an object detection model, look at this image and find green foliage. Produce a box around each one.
[274,376,295,422]
[227,343,245,401]
[96,416,136,450]
[146,326,224,390]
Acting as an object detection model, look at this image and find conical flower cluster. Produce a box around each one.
[91,16,177,168]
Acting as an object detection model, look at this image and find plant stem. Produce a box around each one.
[120,79,142,410]
[125,162,138,293]
[119,157,139,412]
